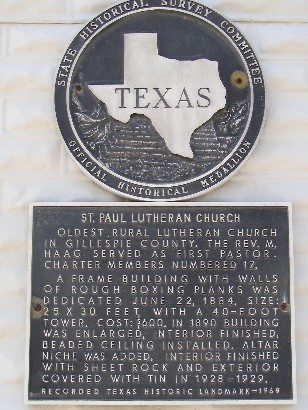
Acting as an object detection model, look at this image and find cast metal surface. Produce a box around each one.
[55,1,265,200]
[26,203,294,404]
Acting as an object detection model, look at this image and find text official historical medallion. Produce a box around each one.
[55,0,265,201]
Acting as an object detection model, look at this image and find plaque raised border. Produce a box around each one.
[25,202,296,405]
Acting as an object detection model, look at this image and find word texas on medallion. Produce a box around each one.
[55,0,265,201]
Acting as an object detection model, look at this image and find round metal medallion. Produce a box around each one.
[55,0,265,201]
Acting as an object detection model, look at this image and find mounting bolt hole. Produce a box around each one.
[279,302,289,312]
[231,70,248,89]
[33,303,42,312]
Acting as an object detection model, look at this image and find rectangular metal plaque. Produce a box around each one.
[25,203,295,405]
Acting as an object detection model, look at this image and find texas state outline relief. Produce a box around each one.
[89,33,226,158]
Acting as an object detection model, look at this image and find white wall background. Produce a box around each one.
[0,0,307,409]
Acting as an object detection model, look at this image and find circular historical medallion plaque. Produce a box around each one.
[55,0,265,201]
